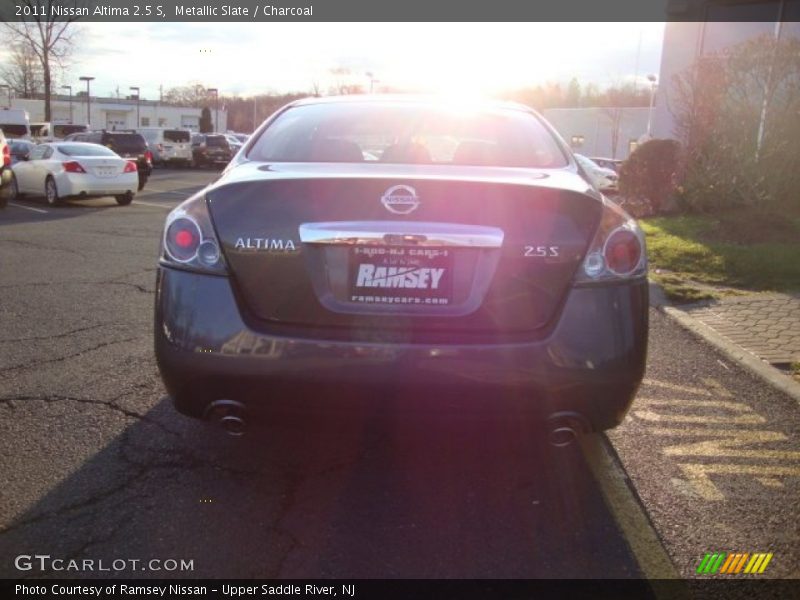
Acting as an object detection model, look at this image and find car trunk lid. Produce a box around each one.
[207,165,601,340]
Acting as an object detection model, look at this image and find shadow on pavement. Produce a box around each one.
[0,390,642,579]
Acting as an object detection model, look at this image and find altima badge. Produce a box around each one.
[381,185,420,215]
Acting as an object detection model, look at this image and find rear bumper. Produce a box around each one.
[163,150,192,162]
[56,173,138,197]
[154,267,648,430]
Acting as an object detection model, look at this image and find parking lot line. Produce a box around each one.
[132,200,175,209]
[8,202,48,214]
[579,434,682,585]
[141,187,201,196]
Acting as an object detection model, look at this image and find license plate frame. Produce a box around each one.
[348,245,454,307]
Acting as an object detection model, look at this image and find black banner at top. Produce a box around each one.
[0,0,795,22]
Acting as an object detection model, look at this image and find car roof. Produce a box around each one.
[287,94,535,114]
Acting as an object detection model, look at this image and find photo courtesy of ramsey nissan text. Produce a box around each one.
[1,1,798,599]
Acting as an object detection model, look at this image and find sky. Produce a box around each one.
[56,22,664,100]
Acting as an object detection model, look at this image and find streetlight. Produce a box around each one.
[207,87,219,132]
[366,72,379,94]
[61,85,73,124]
[79,76,95,126]
[646,74,657,138]
[129,86,140,128]
[0,84,10,108]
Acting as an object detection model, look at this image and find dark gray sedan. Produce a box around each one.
[154,96,648,441]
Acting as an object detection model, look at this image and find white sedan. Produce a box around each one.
[10,142,139,206]
[574,153,619,193]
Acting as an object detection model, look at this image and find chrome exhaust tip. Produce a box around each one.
[546,412,590,447]
[549,426,578,447]
[204,399,247,437]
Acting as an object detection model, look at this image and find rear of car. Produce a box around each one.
[0,108,32,139]
[52,124,89,140]
[88,131,152,190]
[155,97,648,438]
[192,133,233,167]
[9,139,35,164]
[139,128,193,166]
[53,143,138,202]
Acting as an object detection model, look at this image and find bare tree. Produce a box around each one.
[162,83,209,108]
[0,41,43,98]
[3,0,81,120]
[328,67,364,95]
[602,107,622,159]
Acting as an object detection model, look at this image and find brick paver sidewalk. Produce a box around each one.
[682,292,800,367]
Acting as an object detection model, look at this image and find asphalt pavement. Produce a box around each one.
[0,169,796,582]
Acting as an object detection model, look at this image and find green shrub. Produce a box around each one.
[618,139,680,213]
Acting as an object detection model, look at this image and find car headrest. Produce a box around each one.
[309,138,364,162]
[380,142,432,164]
[452,140,504,166]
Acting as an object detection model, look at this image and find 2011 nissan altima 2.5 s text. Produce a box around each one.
[154,96,648,441]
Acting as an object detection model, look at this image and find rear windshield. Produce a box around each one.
[54,124,88,138]
[57,144,116,157]
[205,135,228,147]
[0,124,30,137]
[139,130,159,142]
[248,102,568,168]
[165,130,190,143]
[103,133,146,152]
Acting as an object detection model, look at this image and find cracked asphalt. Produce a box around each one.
[0,169,797,583]
[0,170,642,580]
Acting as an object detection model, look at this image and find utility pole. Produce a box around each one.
[129,86,140,127]
[61,85,73,123]
[79,76,95,126]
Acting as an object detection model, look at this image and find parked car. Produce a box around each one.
[9,139,35,165]
[224,134,244,154]
[589,157,623,173]
[0,108,32,139]
[155,96,648,440]
[31,123,90,141]
[191,133,233,167]
[137,127,193,167]
[64,130,152,190]
[0,129,12,209]
[9,141,138,206]
[228,132,249,143]
[574,153,619,193]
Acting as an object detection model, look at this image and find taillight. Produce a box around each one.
[62,161,86,173]
[576,197,646,282]
[123,160,138,173]
[2,145,10,167]
[145,150,153,164]
[161,194,226,273]
[165,217,201,263]
[604,228,642,276]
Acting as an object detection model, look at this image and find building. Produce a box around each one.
[652,2,800,140]
[5,94,227,132]
[543,107,651,160]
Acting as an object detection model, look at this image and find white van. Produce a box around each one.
[31,123,89,141]
[0,108,31,139]
[136,127,193,166]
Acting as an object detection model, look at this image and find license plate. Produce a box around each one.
[96,167,116,178]
[349,246,453,306]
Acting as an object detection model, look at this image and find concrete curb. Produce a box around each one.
[649,281,800,404]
